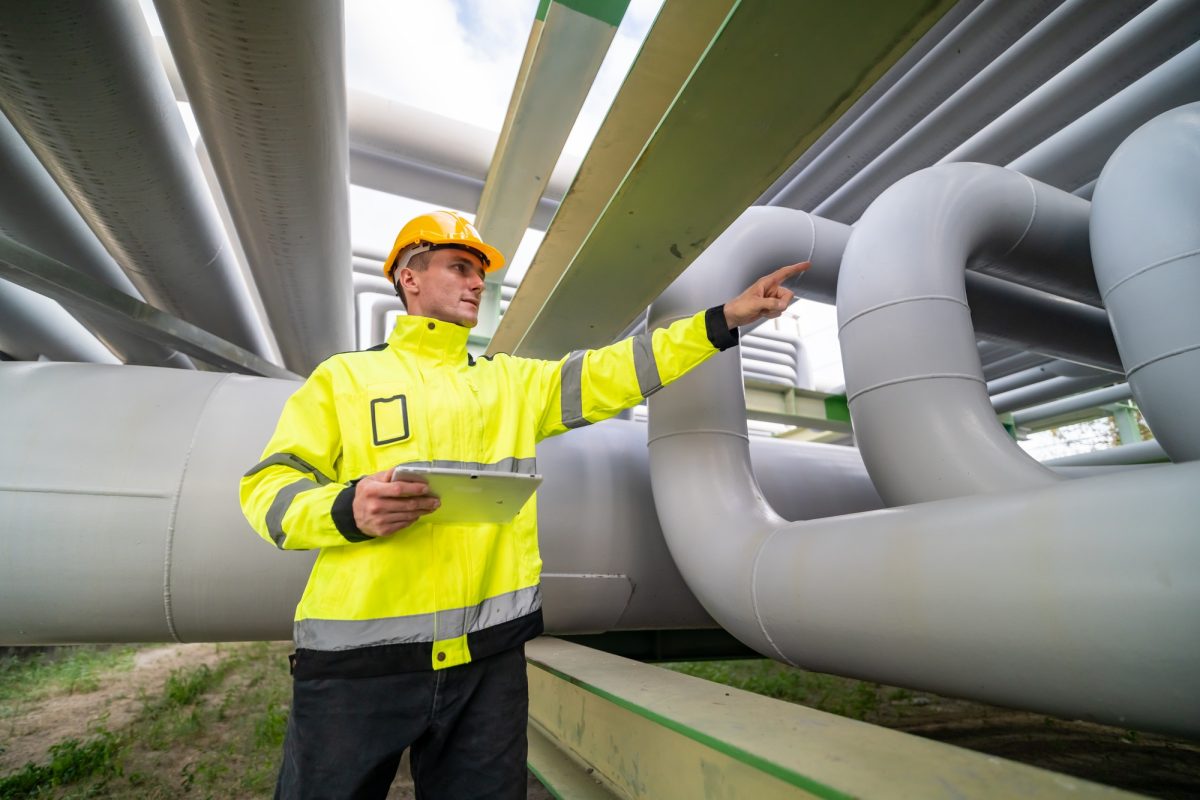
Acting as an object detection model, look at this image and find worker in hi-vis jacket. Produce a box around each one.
[240,210,808,799]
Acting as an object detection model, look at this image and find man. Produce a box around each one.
[241,210,807,799]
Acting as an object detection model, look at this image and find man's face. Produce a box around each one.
[399,248,487,327]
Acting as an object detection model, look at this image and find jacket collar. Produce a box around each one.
[387,315,471,366]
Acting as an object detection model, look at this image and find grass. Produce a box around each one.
[0,732,121,799]
[0,647,137,720]
[0,642,293,799]
[660,659,896,721]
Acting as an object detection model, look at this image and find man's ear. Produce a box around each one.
[397,266,419,296]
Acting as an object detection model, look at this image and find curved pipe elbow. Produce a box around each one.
[647,207,856,658]
[837,163,1096,504]
[1091,102,1200,462]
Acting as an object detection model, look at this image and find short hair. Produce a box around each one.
[394,249,436,307]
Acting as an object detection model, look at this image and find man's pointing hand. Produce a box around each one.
[723,262,810,329]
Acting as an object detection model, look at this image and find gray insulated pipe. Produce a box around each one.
[837,163,1103,505]
[1090,102,1200,462]
[0,1,268,358]
[0,362,882,644]
[153,0,354,374]
[0,113,192,369]
[647,207,1200,737]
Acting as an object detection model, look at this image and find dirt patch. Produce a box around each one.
[0,643,221,774]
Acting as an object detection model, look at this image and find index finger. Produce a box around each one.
[770,261,810,283]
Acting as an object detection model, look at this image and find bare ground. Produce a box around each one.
[0,643,224,775]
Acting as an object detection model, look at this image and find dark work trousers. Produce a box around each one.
[274,645,528,800]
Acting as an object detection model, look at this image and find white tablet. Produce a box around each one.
[390,466,543,524]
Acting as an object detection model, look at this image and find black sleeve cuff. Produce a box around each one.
[332,481,372,543]
[704,305,740,351]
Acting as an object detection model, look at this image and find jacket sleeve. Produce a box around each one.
[239,363,369,550]
[531,306,739,441]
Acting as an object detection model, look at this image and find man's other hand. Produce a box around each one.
[723,262,810,329]
[353,470,440,537]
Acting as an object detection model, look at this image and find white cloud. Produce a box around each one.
[344,0,536,133]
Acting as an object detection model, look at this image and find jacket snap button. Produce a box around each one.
[427,322,435,330]
[436,651,446,662]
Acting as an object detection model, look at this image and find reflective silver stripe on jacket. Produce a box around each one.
[395,457,538,474]
[265,479,329,547]
[244,452,334,484]
[293,585,543,651]
[247,453,337,548]
[630,331,663,398]
[560,349,589,429]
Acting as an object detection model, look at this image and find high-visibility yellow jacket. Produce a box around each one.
[240,307,738,678]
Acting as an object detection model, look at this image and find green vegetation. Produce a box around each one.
[0,732,121,799]
[0,642,293,799]
[661,659,896,721]
[0,646,136,719]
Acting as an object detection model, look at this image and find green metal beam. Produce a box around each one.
[744,381,852,434]
[1109,403,1144,445]
[526,637,1135,799]
[506,0,957,359]
[473,0,629,343]
[489,0,737,355]
[0,234,298,380]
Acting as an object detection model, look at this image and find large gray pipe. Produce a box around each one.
[646,208,1200,739]
[0,1,268,357]
[765,0,1053,211]
[0,113,191,369]
[154,0,353,375]
[348,89,581,233]
[0,361,881,643]
[1090,102,1200,462]
[938,0,1200,172]
[837,164,1102,504]
[1008,39,1200,191]
[814,0,1150,223]
[0,282,120,364]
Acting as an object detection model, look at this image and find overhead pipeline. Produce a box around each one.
[154,0,354,374]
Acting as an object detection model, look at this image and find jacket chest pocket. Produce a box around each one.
[353,384,423,472]
[370,393,410,445]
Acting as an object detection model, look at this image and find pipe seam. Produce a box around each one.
[750,527,799,667]
[0,486,172,498]
[162,373,231,644]
[804,213,818,264]
[1101,247,1200,300]
[1125,342,1200,378]
[988,172,1040,268]
[838,295,969,332]
[645,429,750,447]
[847,373,987,404]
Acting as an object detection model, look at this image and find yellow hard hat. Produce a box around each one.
[383,210,505,281]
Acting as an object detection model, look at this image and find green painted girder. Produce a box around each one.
[503,0,958,359]
[489,0,737,356]
[473,0,629,342]
[526,637,1138,799]
[744,381,852,434]
[0,234,297,380]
